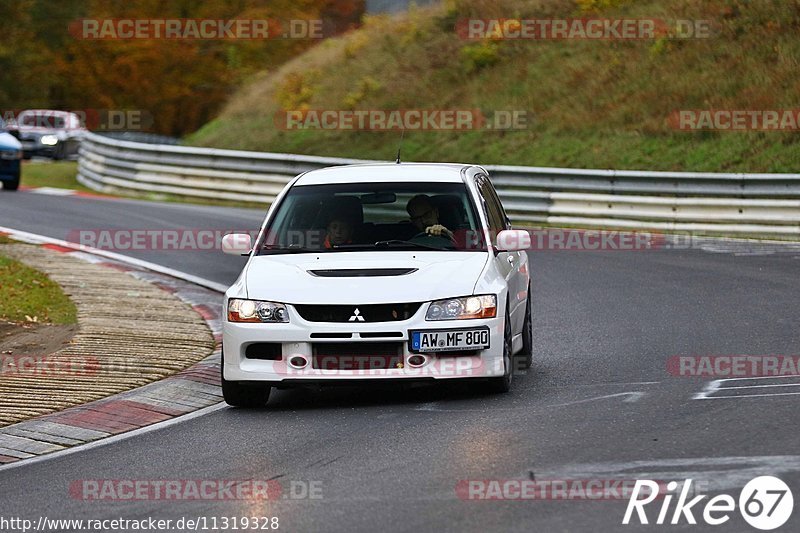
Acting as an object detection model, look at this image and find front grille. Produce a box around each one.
[312,342,403,370]
[294,303,422,323]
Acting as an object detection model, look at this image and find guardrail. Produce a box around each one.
[77,132,800,237]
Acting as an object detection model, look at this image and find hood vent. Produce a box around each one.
[307,268,417,277]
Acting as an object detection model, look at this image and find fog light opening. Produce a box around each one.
[289,356,308,369]
[407,354,427,367]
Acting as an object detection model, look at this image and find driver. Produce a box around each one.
[406,195,454,240]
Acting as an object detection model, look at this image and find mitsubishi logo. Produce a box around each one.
[349,308,365,322]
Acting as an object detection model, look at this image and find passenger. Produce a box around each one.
[406,194,454,240]
[323,217,355,248]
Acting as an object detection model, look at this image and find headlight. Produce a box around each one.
[227,299,289,323]
[0,150,21,160]
[40,135,59,146]
[426,294,497,320]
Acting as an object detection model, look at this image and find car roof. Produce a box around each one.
[20,109,75,117]
[294,163,474,186]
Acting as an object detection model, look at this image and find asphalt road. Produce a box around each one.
[2,190,800,532]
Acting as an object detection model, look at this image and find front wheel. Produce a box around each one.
[486,310,513,393]
[221,351,271,407]
[3,178,19,191]
[519,283,533,369]
[53,143,66,160]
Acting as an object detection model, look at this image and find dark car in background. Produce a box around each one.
[0,118,22,191]
[9,110,86,160]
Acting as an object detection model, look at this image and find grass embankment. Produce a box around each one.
[21,161,93,191]
[0,240,77,324]
[188,0,800,172]
[0,251,77,324]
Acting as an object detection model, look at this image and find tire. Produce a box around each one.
[53,143,66,161]
[3,178,19,191]
[221,351,271,407]
[487,309,513,393]
[519,283,533,369]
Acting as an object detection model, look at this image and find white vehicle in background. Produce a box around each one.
[11,110,86,160]
[221,163,532,407]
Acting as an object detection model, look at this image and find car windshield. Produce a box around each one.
[21,113,66,129]
[257,181,487,254]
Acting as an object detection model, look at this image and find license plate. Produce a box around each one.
[410,327,490,353]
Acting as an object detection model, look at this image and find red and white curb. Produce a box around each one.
[0,227,226,468]
[18,185,114,200]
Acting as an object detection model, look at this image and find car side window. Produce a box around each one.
[476,176,506,234]
[483,176,510,230]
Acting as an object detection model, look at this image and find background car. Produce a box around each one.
[10,109,86,160]
[0,117,22,191]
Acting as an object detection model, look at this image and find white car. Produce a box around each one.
[12,110,86,160]
[221,163,532,406]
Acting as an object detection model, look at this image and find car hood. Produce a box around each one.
[244,251,489,304]
[0,132,21,151]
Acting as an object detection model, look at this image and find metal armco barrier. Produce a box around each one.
[78,132,800,237]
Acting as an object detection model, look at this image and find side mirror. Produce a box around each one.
[222,233,253,255]
[495,229,530,252]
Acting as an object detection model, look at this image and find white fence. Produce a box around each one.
[78,132,800,237]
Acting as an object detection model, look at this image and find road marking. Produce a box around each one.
[550,391,645,407]
[570,381,661,387]
[414,391,646,412]
[715,382,800,390]
[694,375,800,400]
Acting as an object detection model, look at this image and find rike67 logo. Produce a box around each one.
[623,476,793,530]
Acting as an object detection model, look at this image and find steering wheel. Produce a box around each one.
[410,232,457,249]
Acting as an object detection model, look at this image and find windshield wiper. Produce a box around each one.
[372,240,448,251]
[260,244,319,254]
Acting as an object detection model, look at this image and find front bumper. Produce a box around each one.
[20,141,56,158]
[222,303,505,384]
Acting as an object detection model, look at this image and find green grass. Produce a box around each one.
[21,161,94,191]
[187,0,800,173]
[0,249,77,324]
